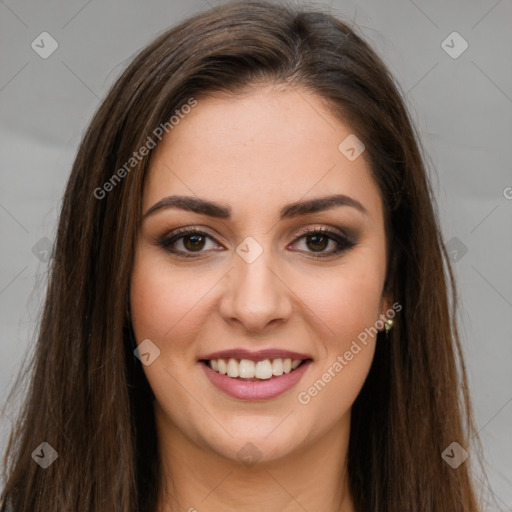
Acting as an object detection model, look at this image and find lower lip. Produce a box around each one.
[200,360,312,401]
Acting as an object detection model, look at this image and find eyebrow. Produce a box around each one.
[143,193,369,221]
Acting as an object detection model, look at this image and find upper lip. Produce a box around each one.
[199,348,313,362]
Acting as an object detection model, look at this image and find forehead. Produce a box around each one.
[143,86,383,226]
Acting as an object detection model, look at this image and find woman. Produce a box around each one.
[0,1,484,510]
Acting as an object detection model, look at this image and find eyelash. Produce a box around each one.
[156,226,357,259]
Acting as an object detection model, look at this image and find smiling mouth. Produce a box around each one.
[200,357,312,381]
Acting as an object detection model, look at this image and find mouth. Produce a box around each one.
[198,351,313,400]
[200,357,311,381]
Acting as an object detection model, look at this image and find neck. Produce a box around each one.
[154,407,356,512]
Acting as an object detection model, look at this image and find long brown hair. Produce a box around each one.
[1,1,484,510]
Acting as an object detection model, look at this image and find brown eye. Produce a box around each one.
[304,233,331,252]
[158,226,357,259]
[291,228,357,258]
[182,233,207,252]
[158,228,220,257]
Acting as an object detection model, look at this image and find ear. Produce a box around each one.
[380,293,392,315]
[379,274,393,306]
[378,291,395,332]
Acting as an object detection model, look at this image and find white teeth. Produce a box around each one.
[217,359,227,375]
[207,357,305,379]
[227,358,239,378]
[239,359,255,378]
[255,360,273,379]
[272,358,283,376]
[291,359,301,370]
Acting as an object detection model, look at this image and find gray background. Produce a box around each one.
[0,0,511,508]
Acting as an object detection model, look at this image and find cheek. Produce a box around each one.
[293,283,380,428]
[129,251,212,413]
[130,251,204,341]
[291,254,384,416]
[294,257,386,350]
[335,271,383,342]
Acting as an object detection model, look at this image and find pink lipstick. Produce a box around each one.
[199,349,313,400]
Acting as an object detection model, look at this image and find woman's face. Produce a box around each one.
[130,85,391,464]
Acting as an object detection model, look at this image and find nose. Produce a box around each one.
[218,246,293,333]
